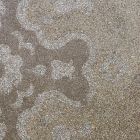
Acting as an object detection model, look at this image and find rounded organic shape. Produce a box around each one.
[16,0,94,49]
[0,44,23,94]
[52,125,71,140]
[51,60,75,80]
[0,123,6,140]
[16,0,140,98]
[0,0,5,28]
[33,65,47,77]
[16,90,94,140]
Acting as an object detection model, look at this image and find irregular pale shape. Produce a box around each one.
[16,90,94,140]
[0,0,5,28]
[16,0,140,104]
[54,0,93,14]
[0,123,6,140]
[12,84,34,108]
[12,31,35,55]
[78,121,93,138]
[32,65,46,76]
[52,122,93,140]
[0,0,5,15]
[52,125,71,140]
[0,44,23,95]
[51,60,75,80]
[16,0,94,49]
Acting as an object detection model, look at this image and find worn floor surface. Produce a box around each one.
[0,0,140,139]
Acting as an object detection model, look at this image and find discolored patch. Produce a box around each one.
[0,0,140,139]
[0,63,4,78]
[54,39,90,104]
[55,39,89,68]
[55,76,89,104]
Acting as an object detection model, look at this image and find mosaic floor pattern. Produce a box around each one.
[0,0,140,139]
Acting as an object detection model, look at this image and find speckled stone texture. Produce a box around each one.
[0,0,140,140]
